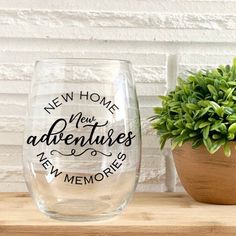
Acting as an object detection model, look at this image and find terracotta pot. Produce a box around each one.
[172,142,236,204]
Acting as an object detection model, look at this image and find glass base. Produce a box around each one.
[38,199,126,222]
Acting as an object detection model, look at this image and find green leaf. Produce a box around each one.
[231,58,236,80]
[171,135,185,149]
[198,100,210,107]
[205,77,215,85]
[185,113,193,122]
[166,119,174,131]
[210,120,222,131]
[183,84,190,94]
[228,81,236,86]
[180,129,188,135]
[158,95,168,101]
[171,129,182,135]
[207,84,217,96]
[199,122,211,129]
[160,133,171,149]
[209,140,224,154]
[181,104,189,114]
[186,103,199,110]
[203,125,210,139]
[189,132,198,137]
[186,123,194,130]
[224,107,234,115]
[225,88,235,100]
[198,107,210,118]
[203,137,212,153]
[153,107,163,114]
[209,101,220,111]
[169,101,181,107]
[194,119,205,130]
[212,134,221,140]
[227,133,235,140]
[188,75,197,82]
[217,68,223,76]
[192,138,203,148]
[219,123,227,134]
[227,115,236,122]
[215,107,224,117]
[224,142,231,157]
[174,119,184,128]
[171,141,179,150]
[193,110,200,119]
[228,123,236,134]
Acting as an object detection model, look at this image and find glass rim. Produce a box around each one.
[35,58,131,65]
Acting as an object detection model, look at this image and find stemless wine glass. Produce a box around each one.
[23,58,141,221]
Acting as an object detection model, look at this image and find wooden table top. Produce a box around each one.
[1,192,236,236]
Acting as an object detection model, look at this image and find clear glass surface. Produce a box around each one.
[23,59,141,221]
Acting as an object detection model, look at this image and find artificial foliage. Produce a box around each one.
[152,58,236,157]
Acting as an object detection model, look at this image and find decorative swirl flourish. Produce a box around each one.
[50,148,112,157]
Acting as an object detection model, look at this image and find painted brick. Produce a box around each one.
[177,54,236,78]
[0,10,235,30]
[0,63,166,83]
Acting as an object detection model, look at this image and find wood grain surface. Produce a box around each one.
[173,142,236,204]
[1,192,236,236]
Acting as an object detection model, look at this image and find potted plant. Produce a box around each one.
[152,58,236,204]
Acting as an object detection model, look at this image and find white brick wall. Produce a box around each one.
[1,0,236,192]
